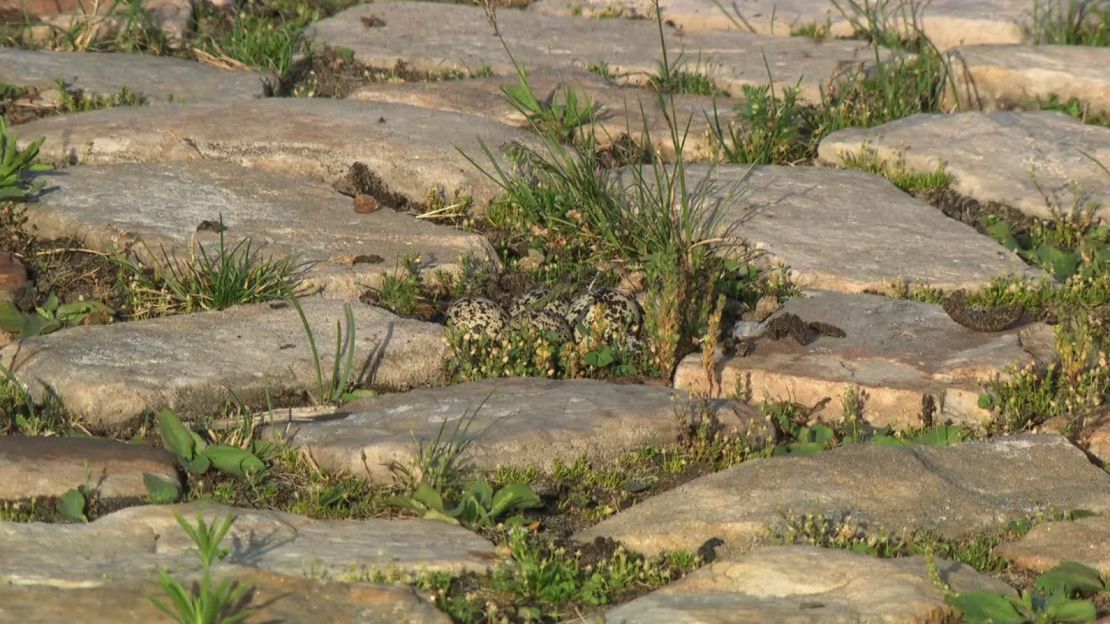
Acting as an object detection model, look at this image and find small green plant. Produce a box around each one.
[946,561,1102,624]
[1039,94,1110,127]
[709,76,808,165]
[791,21,831,40]
[0,116,50,203]
[390,397,484,493]
[56,466,98,523]
[0,294,110,337]
[373,255,426,318]
[120,220,306,317]
[870,424,966,447]
[649,51,727,96]
[150,512,254,624]
[157,409,266,477]
[836,146,954,194]
[502,65,602,142]
[1029,0,1109,46]
[387,479,541,529]
[982,207,1108,282]
[55,81,147,112]
[289,298,372,405]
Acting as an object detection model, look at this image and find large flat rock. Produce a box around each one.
[643,164,1042,292]
[0,300,447,429]
[0,572,450,624]
[265,377,773,482]
[348,71,729,159]
[307,1,883,102]
[0,48,267,106]
[528,0,1036,50]
[944,45,1110,118]
[576,434,1110,556]
[605,545,1015,624]
[997,514,1110,576]
[26,162,497,299]
[675,290,1056,429]
[14,98,532,210]
[0,502,495,622]
[817,111,1110,222]
[0,436,181,502]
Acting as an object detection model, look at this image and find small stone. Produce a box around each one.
[353,193,380,214]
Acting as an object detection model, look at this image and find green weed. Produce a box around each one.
[386,479,541,529]
[947,560,1103,623]
[2,0,169,54]
[119,221,306,318]
[1029,0,1109,46]
[648,52,727,97]
[55,81,147,112]
[0,116,50,203]
[791,21,831,40]
[709,75,809,165]
[1039,94,1110,127]
[288,298,371,405]
[0,293,110,337]
[502,66,601,143]
[836,145,954,194]
[149,512,254,624]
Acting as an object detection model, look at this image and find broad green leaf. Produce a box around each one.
[142,473,181,504]
[870,435,909,447]
[422,508,461,525]
[384,495,429,515]
[985,219,1020,251]
[56,487,88,523]
[1033,246,1081,281]
[912,425,966,447]
[945,592,1027,624]
[19,313,60,337]
[0,300,23,333]
[157,410,196,462]
[412,485,446,513]
[186,454,211,474]
[809,424,836,445]
[470,479,493,508]
[1045,598,1097,622]
[203,446,265,476]
[1034,561,1105,597]
[490,484,542,518]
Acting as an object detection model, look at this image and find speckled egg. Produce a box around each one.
[509,287,569,319]
[566,288,643,343]
[509,308,574,343]
[445,296,508,336]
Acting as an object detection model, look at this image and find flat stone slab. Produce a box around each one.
[265,377,773,482]
[15,98,532,210]
[348,71,729,159]
[529,0,1035,50]
[0,502,494,622]
[644,164,1042,292]
[26,162,497,299]
[0,300,447,429]
[944,45,1110,118]
[605,545,1015,623]
[675,290,1055,429]
[817,112,1110,223]
[0,48,267,107]
[308,1,884,102]
[997,515,1110,576]
[577,434,1110,556]
[0,436,181,502]
[0,571,449,624]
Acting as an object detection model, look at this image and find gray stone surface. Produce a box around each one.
[639,164,1043,292]
[307,1,884,102]
[817,111,1110,222]
[26,162,498,299]
[0,502,491,623]
[348,70,729,159]
[0,300,447,428]
[0,436,181,501]
[997,514,1110,576]
[605,545,1016,624]
[675,290,1056,429]
[529,0,1037,50]
[265,377,773,482]
[15,98,532,210]
[577,434,1110,556]
[0,48,267,105]
[944,44,1110,118]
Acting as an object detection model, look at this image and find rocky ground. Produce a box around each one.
[0,0,1108,622]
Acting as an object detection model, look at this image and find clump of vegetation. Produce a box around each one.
[118,221,307,318]
[835,145,954,194]
[0,116,49,203]
[1028,0,1109,46]
[55,81,147,113]
[502,65,601,143]
[1039,94,1110,128]
[947,560,1104,624]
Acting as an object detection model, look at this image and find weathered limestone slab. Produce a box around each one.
[643,164,1042,292]
[577,434,1110,556]
[944,45,1110,118]
[675,290,1055,429]
[997,515,1110,576]
[265,377,773,482]
[308,1,884,102]
[528,0,1037,50]
[0,48,267,106]
[1,502,498,581]
[0,502,494,623]
[0,436,181,501]
[348,70,730,159]
[15,98,533,210]
[817,112,1110,222]
[26,162,498,299]
[0,571,450,624]
[605,545,1016,623]
[0,300,447,428]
